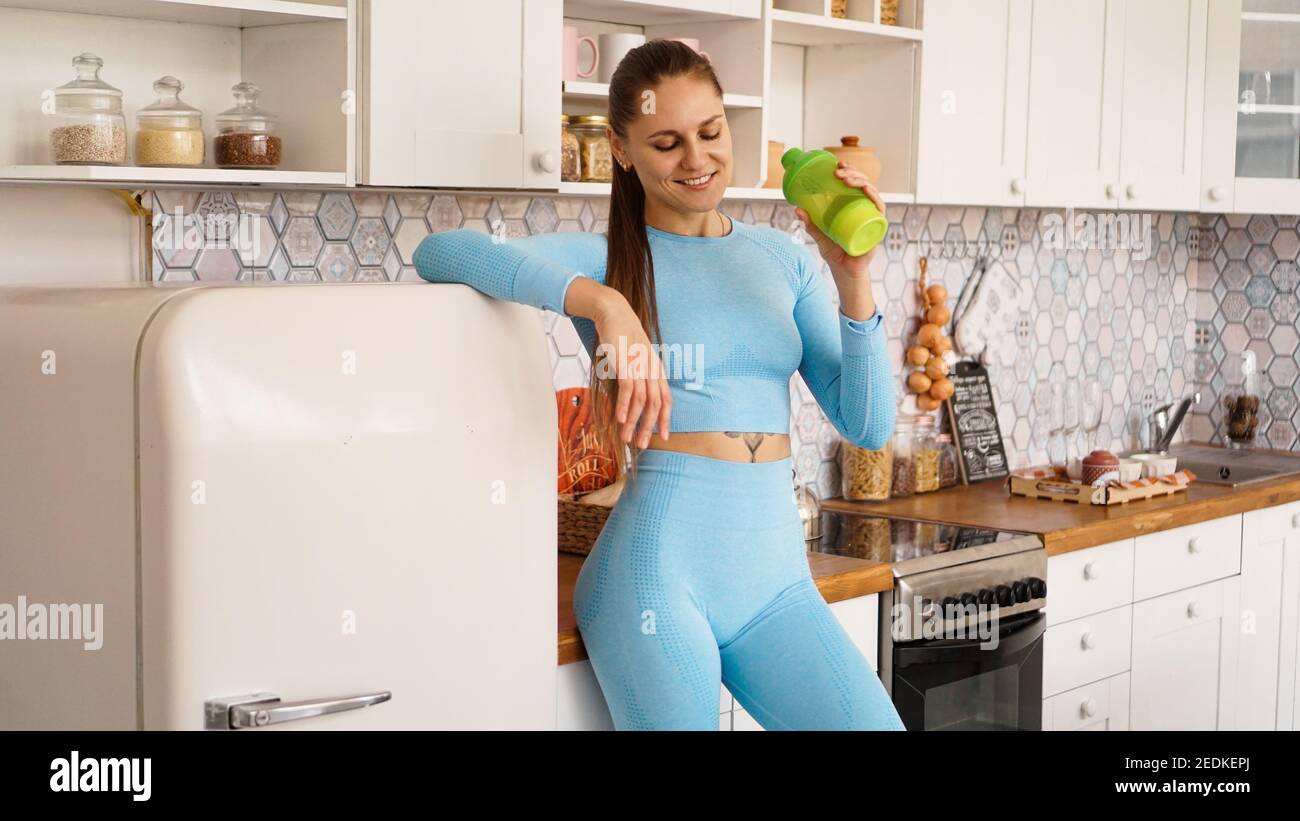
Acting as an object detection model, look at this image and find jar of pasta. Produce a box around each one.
[889,414,917,498]
[839,439,892,501]
[560,114,581,182]
[135,76,204,167]
[913,414,941,493]
[571,114,612,182]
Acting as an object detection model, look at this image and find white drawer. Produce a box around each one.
[1043,672,1130,731]
[1133,515,1242,601]
[1047,539,1134,626]
[829,593,880,671]
[1043,604,1133,698]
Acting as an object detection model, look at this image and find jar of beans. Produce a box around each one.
[936,432,959,488]
[48,53,126,165]
[913,414,941,493]
[889,414,917,498]
[214,82,281,169]
[839,439,893,501]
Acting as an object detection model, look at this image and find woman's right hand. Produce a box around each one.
[593,292,672,449]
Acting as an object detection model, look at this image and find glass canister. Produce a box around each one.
[571,114,612,182]
[889,414,917,498]
[913,414,941,493]
[839,438,893,501]
[1220,350,1261,449]
[48,53,126,165]
[135,76,204,167]
[936,432,959,488]
[214,82,281,169]
[560,114,581,182]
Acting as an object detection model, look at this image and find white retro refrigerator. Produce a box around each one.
[0,282,558,730]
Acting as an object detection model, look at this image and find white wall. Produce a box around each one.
[0,186,137,284]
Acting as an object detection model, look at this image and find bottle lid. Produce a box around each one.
[136,76,202,127]
[572,114,609,126]
[916,414,936,429]
[53,53,122,113]
[828,198,888,256]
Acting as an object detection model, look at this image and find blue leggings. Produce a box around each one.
[572,448,906,731]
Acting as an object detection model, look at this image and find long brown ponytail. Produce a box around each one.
[588,39,724,485]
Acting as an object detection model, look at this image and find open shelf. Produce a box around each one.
[563,80,762,109]
[1,164,346,186]
[563,0,761,25]
[556,180,913,203]
[769,7,922,47]
[0,0,346,27]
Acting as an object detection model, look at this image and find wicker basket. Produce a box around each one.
[558,493,614,556]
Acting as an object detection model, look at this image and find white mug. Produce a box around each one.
[597,33,647,83]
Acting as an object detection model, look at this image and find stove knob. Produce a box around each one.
[1027,577,1047,598]
[1012,581,1030,602]
[960,592,978,607]
[977,588,996,607]
[995,584,1013,607]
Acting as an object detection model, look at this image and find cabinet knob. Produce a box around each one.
[1080,697,1098,718]
[1083,561,1100,581]
[1080,631,1096,650]
[1209,185,1227,202]
[1126,184,1139,200]
[1187,601,1200,619]
[1188,537,1201,554]
[1291,512,1299,529]
[1010,177,1025,195]
[1104,183,1117,199]
[534,151,557,174]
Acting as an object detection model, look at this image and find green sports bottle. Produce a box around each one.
[780,147,888,256]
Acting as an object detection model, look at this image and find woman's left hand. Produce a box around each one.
[794,160,886,282]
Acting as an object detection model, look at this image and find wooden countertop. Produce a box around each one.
[558,550,892,666]
[822,471,1300,557]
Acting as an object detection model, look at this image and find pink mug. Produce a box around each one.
[666,37,710,63]
[564,26,599,81]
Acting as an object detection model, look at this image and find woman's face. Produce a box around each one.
[610,74,733,213]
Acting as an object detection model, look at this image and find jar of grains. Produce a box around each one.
[560,114,581,182]
[571,114,613,182]
[889,414,917,498]
[48,53,126,165]
[936,432,959,488]
[135,76,204,167]
[913,414,941,493]
[839,438,893,501]
[214,82,281,169]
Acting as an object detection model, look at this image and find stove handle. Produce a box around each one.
[204,691,392,730]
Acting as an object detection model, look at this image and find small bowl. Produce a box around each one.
[1131,452,1177,478]
[1117,459,1143,482]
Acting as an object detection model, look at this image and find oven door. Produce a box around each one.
[892,610,1044,731]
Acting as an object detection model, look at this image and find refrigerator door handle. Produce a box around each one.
[204,691,392,730]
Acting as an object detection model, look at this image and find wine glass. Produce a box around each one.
[1032,383,1054,464]
[1062,382,1080,465]
[1081,378,1103,453]
[1048,382,1066,467]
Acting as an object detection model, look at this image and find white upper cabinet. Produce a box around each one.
[360,0,561,189]
[1023,0,1123,209]
[915,0,1031,206]
[1114,0,1207,212]
[1202,0,1300,214]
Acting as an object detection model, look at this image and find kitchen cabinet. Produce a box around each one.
[1201,0,1300,214]
[556,591,879,730]
[1042,672,1130,731]
[1129,576,1240,730]
[360,0,561,188]
[914,0,1030,206]
[921,0,1207,211]
[1238,501,1300,730]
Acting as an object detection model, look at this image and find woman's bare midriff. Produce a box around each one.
[644,431,792,462]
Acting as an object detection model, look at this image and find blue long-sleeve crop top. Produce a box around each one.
[412,220,896,450]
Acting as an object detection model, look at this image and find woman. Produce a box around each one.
[415,40,903,731]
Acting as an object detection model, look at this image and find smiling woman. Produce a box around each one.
[411,39,901,732]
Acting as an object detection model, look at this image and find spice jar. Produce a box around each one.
[560,114,581,182]
[913,414,941,493]
[571,114,612,182]
[889,414,917,498]
[48,53,126,165]
[134,76,204,167]
[937,432,958,488]
[214,82,281,169]
[839,439,893,501]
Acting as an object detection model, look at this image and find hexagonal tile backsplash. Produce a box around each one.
[148,190,1299,501]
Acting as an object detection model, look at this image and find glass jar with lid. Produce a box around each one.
[839,437,893,502]
[889,414,917,499]
[1219,349,1260,449]
[936,432,959,488]
[913,414,941,493]
[135,76,204,167]
[571,114,613,182]
[214,82,281,169]
[560,114,581,182]
[48,53,126,165]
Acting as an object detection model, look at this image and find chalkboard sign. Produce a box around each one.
[943,361,1009,483]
